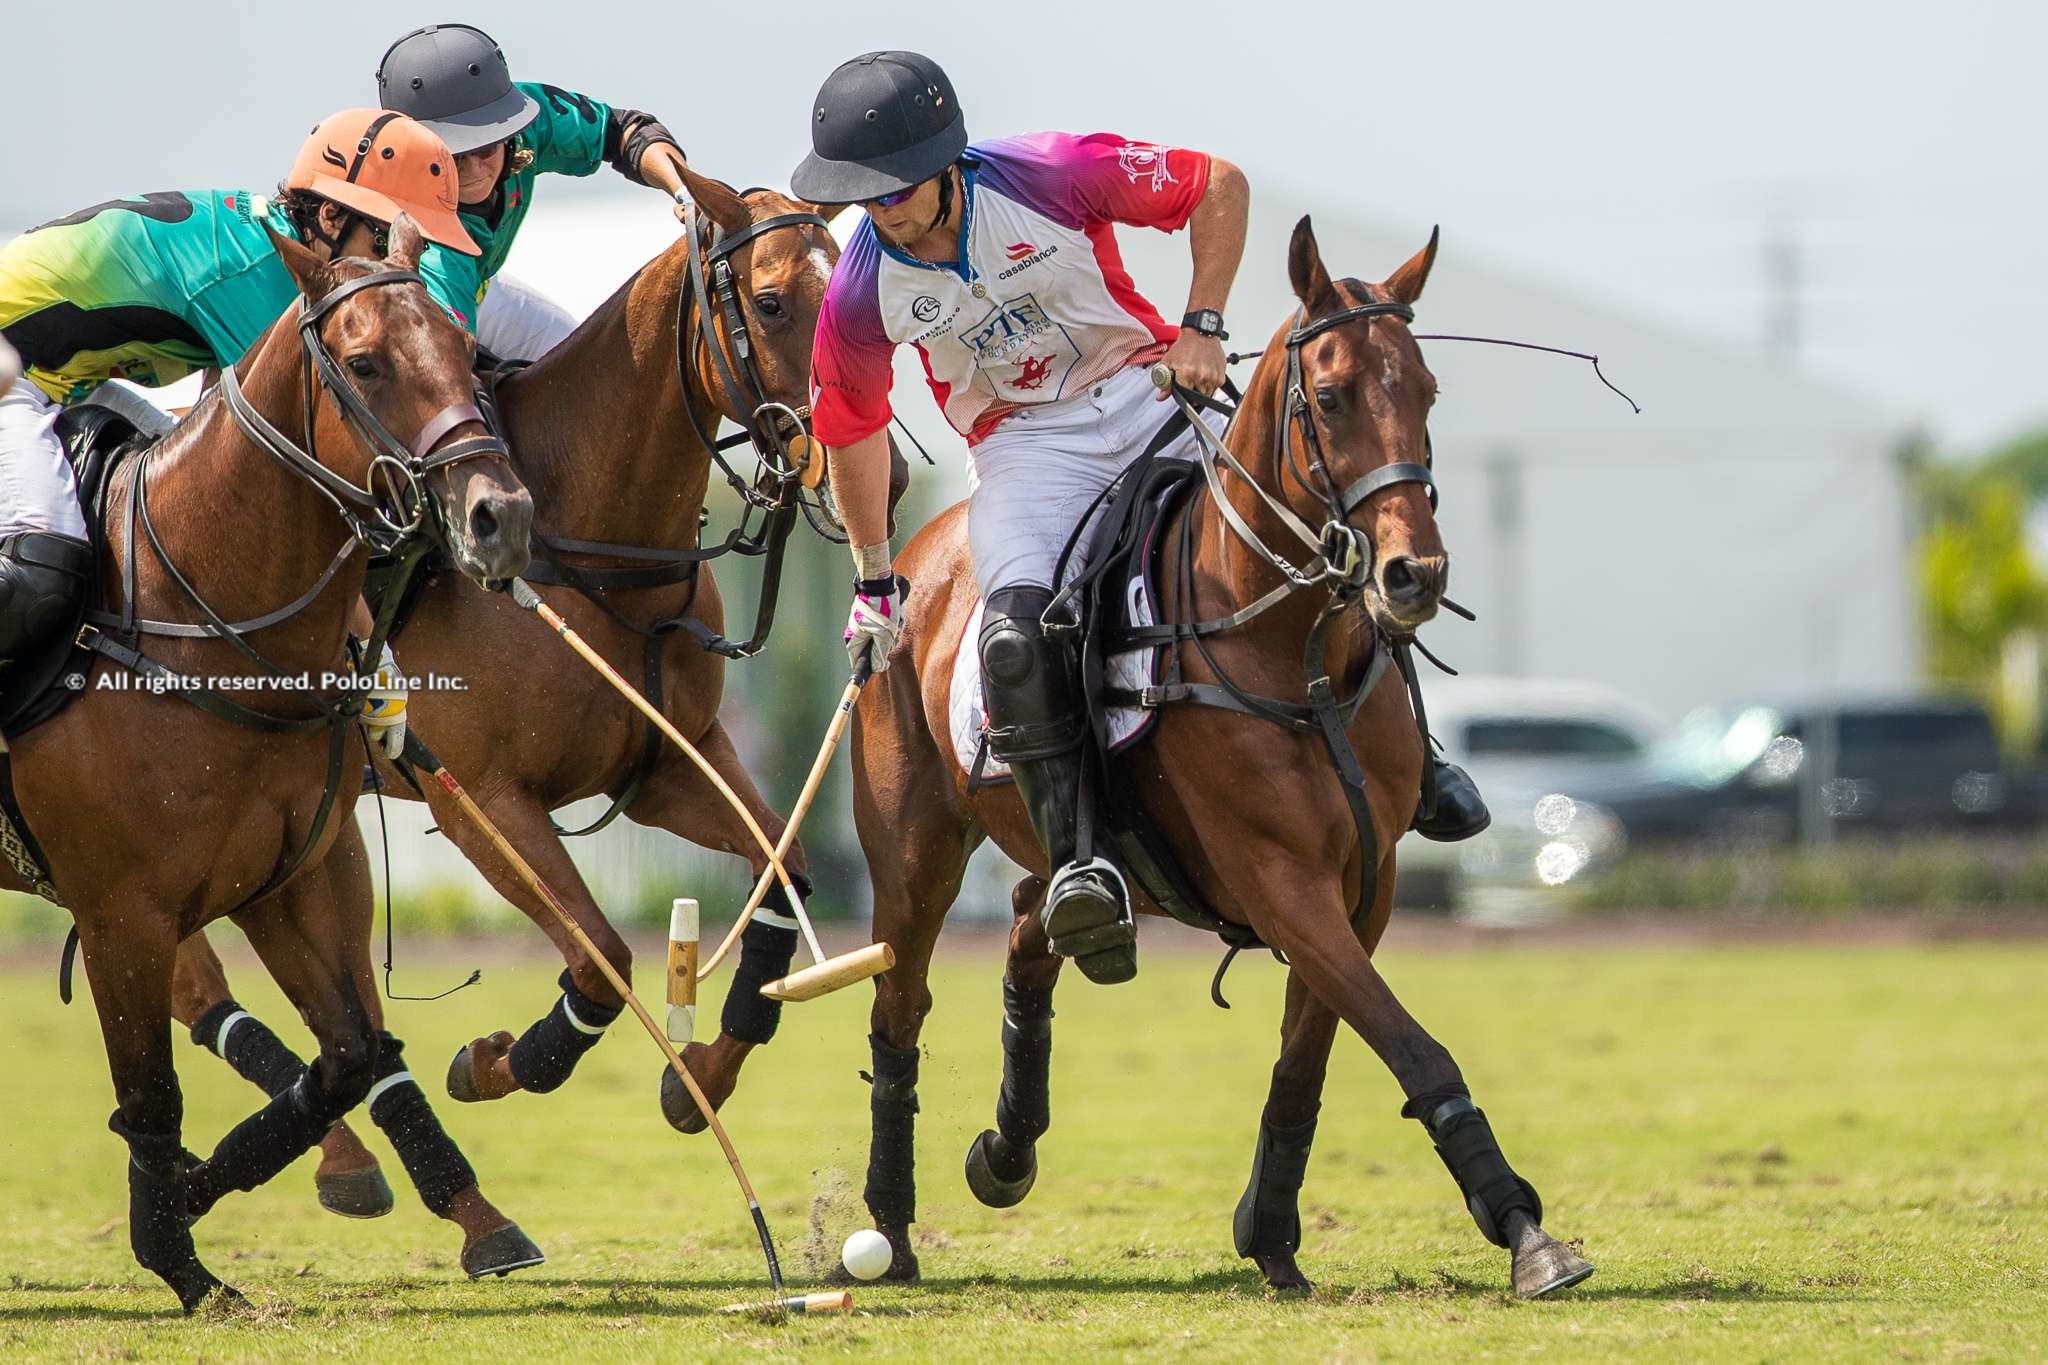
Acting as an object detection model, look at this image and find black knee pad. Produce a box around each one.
[192,999,309,1099]
[862,1033,922,1227]
[507,970,624,1094]
[0,531,90,659]
[722,875,809,1044]
[367,1031,476,1216]
[979,584,1083,760]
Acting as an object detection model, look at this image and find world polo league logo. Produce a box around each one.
[912,295,942,322]
[960,292,1080,393]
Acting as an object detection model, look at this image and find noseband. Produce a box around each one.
[676,200,831,513]
[220,267,509,549]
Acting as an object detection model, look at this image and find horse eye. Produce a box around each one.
[755,293,784,318]
[348,356,378,379]
[1315,387,1340,413]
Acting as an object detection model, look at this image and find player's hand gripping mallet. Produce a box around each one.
[403,734,800,1310]
[697,653,893,999]
[509,578,886,999]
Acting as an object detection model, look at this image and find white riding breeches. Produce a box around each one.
[475,273,578,363]
[965,363,1225,600]
[0,378,87,541]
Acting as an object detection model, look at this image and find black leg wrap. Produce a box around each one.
[1233,1104,1320,1259]
[107,1111,211,1308]
[994,977,1055,1150]
[722,877,809,1044]
[507,970,623,1094]
[192,999,310,1099]
[366,1032,475,1216]
[1404,1089,1543,1249]
[862,1033,921,1227]
[184,1067,351,1221]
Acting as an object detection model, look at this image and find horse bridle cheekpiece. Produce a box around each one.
[1279,296,1436,593]
[219,267,509,551]
[677,199,832,523]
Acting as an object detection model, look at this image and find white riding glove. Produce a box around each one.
[843,575,904,674]
[359,641,410,761]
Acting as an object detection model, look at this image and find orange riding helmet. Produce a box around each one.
[286,108,478,255]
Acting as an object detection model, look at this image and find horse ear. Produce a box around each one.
[1384,226,1440,307]
[267,222,328,298]
[1288,215,1338,312]
[677,164,751,236]
[384,213,424,273]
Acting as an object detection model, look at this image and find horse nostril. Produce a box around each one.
[470,501,499,544]
[1382,555,1424,603]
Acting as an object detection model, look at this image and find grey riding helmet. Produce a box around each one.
[790,51,966,204]
[375,24,538,155]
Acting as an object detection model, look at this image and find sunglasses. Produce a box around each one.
[868,181,923,209]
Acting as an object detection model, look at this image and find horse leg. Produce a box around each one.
[321,820,544,1278]
[170,929,392,1219]
[179,853,381,1233]
[963,875,1059,1209]
[414,776,628,1103]
[851,709,976,1283]
[77,905,232,1312]
[624,718,808,1134]
[1233,966,1338,1293]
[1246,855,1593,1298]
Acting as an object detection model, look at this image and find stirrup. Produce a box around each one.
[1042,858,1137,985]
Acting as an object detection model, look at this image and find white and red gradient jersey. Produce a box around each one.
[809,131,1211,448]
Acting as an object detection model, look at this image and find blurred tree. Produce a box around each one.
[1915,432,2048,755]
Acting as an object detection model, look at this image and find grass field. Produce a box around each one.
[2,931,2044,1361]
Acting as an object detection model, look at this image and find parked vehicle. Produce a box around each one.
[1536,694,2040,867]
[1395,677,1663,912]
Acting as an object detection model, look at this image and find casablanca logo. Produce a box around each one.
[1116,143,1178,192]
[1004,241,1035,261]
[912,295,942,322]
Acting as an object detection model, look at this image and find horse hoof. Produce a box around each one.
[659,1061,705,1134]
[1255,1254,1314,1294]
[316,1165,395,1219]
[963,1129,1037,1209]
[462,1222,546,1279]
[1513,1233,1595,1299]
[447,1044,482,1103]
[166,1267,232,1315]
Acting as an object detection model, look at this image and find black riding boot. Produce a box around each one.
[981,585,1135,985]
[1412,757,1492,842]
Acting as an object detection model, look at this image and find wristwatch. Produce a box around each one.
[1181,308,1228,340]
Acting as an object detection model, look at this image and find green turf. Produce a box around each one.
[1,936,2043,1361]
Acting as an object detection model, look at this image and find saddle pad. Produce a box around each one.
[949,580,1160,784]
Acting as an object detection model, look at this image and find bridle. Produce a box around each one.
[676,197,832,523]
[223,267,510,551]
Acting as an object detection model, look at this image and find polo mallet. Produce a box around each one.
[404,735,795,1309]
[510,577,890,1002]
[696,654,893,1001]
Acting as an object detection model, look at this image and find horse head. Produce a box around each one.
[271,215,533,586]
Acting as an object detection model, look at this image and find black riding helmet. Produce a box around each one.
[790,51,966,204]
[376,24,538,155]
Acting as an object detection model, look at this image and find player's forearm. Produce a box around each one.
[638,142,688,197]
[828,429,896,575]
[1184,157,1249,318]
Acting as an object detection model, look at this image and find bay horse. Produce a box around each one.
[832,219,1594,1298]
[168,169,900,1208]
[2,218,532,1311]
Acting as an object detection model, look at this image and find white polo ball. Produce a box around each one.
[840,1228,893,1281]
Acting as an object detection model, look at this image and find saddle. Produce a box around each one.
[0,387,173,737]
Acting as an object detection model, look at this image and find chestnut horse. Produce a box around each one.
[2,220,532,1310]
[829,220,1593,1298]
[169,170,895,1209]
